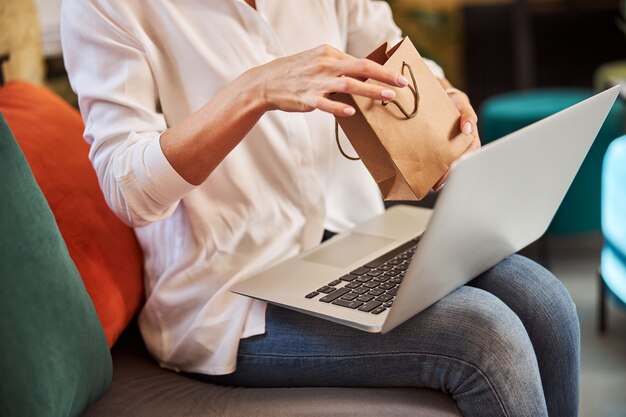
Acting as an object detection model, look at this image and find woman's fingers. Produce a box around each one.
[460,111,478,137]
[313,45,407,87]
[431,86,482,192]
[446,87,479,139]
[315,96,356,117]
[463,130,481,160]
[258,44,412,115]
[337,57,410,88]
[329,76,398,101]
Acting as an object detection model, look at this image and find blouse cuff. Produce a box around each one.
[143,137,197,205]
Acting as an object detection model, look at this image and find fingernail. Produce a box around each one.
[381,89,396,100]
[397,75,409,87]
[343,106,356,116]
[462,121,473,135]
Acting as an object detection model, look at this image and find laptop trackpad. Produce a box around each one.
[303,232,395,269]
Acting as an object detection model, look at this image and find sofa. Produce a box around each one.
[0,81,462,417]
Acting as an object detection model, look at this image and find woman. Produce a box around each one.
[61,1,579,415]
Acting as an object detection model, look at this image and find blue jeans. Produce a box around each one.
[196,255,579,417]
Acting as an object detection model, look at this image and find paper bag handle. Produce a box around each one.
[335,121,361,160]
[335,61,419,161]
[382,61,419,118]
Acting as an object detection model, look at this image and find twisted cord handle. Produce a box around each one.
[381,61,419,118]
[335,61,419,161]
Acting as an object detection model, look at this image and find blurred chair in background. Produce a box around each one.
[599,135,626,332]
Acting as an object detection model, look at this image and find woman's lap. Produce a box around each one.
[196,255,579,417]
[468,255,580,417]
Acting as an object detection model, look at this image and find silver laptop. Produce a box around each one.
[231,86,620,333]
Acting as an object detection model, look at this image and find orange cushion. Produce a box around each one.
[0,81,143,347]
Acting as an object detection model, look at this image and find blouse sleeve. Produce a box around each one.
[61,0,195,227]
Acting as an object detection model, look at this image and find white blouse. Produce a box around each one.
[61,0,444,375]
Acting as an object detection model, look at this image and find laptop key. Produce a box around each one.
[356,275,373,282]
[350,267,371,276]
[317,286,335,294]
[367,288,385,296]
[358,301,382,312]
[386,288,398,296]
[319,287,351,303]
[345,281,362,289]
[328,280,342,287]
[375,294,393,302]
[352,287,369,295]
[367,269,384,277]
[305,291,319,299]
[362,281,379,289]
[371,306,387,315]
[378,283,396,290]
[332,299,364,309]
[340,274,357,282]
[340,293,359,301]
[356,295,374,302]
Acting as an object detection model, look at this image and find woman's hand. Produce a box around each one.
[244,44,410,117]
[161,44,408,185]
[432,83,481,191]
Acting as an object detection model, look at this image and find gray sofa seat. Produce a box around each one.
[82,322,462,417]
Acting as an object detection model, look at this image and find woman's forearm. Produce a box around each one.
[160,45,409,186]
[160,70,267,185]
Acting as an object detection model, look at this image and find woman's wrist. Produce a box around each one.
[237,66,274,115]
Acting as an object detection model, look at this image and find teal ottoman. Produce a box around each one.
[480,89,624,234]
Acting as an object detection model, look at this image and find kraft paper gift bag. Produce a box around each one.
[333,37,474,200]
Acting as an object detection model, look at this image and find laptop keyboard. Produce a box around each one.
[304,238,419,315]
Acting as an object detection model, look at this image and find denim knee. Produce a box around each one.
[446,286,540,376]
[469,255,580,416]
[430,286,547,415]
[486,255,580,343]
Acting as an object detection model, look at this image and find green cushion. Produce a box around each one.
[479,89,625,234]
[0,113,112,416]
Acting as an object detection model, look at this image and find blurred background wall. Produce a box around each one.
[3,0,624,110]
[387,0,626,105]
[0,0,45,85]
[0,0,74,104]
